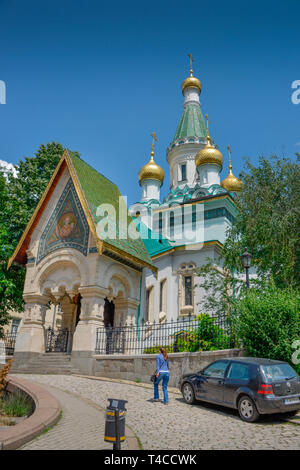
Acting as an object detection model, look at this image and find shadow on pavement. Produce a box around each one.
[174,397,290,425]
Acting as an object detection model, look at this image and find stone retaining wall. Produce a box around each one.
[0,376,61,450]
[72,348,243,388]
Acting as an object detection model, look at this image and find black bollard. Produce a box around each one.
[104,398,128,450]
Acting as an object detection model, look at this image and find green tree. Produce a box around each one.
[0,172,24,335]
[233,285,300,373]
[7,142,80,245]
[0,142,80,332]
[223,155,300,288]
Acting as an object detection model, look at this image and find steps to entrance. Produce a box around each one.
[11,353,80,375]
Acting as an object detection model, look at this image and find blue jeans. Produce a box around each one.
[154,373,170,403]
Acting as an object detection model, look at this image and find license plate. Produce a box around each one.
[284,398,300,405]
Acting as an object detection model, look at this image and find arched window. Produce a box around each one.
[146,286,154,323]
[159,279,167,314]
[169,211,174,238]
[177,263,196,316]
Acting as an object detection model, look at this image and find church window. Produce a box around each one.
[10,318,20,335]
[178,263,196,316]
[159,212,163,234]
[146,286,154,323]
[179,163,187,181]
[159,279,167,314]
[169,211,174,238]
[192,205,196,231]
[184,276,193,306]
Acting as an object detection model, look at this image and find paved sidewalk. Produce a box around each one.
[20,383,127,450]
[15,374,300,450]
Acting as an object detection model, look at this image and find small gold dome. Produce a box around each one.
[195,114,223,168]
[181,75,202,94]
[139,132,164,185]
[195,139,223,168]
[138,154,164,185]
[221,169,244,192]
[220,145,244,192]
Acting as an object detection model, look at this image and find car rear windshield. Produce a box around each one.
[260,363,298,382]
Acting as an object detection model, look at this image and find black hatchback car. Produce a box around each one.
[179,357,300,422]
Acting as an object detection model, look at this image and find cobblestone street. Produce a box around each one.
[19,383,122,450]
[15,374,300,450]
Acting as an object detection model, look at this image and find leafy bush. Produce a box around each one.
[176,314,232,352]
[143,345,174,354]
[0,391,34,417]
[234,286,300,373]
[143,314,232,354]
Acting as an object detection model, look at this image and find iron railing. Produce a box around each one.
[0,333,17,356]
[95,314,235,355]
[46,327,69,353]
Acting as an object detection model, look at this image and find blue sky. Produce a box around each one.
[0,0,299,204]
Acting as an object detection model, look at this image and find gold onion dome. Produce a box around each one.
[221,145,244,192]
[181,53,202,95]
[195,115,223,168]
[138,132,164,185]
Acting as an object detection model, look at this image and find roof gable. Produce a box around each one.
[8,150,155,272]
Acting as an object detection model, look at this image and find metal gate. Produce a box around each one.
[46,327,69,353]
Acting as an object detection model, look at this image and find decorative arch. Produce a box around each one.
[33,248,89,295]
[102,263,132,298]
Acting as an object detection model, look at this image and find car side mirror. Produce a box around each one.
[197,370,203,376]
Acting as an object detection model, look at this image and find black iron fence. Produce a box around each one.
[95,314,236,355]
[46,327,69,353]
[0,333,17,356]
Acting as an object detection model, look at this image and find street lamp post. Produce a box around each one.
[241,247,252,289]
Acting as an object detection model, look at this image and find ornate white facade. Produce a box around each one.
[8,61,243,368]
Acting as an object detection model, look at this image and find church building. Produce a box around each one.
[8,57,243,372]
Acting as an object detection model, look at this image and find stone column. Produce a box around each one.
[60,294,77,354]
[71,286,108,360]
[116,298,139,354]
[14,293,49,359]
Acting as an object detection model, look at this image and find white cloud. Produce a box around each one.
[0,160,18,178]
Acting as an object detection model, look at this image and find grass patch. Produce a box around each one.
[39,410,63,436]
[0,391,34,417]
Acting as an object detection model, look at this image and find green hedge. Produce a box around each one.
[234,287,300,373]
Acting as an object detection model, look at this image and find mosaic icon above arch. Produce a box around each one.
[37,178,89,263]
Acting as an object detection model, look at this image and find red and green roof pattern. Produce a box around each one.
[69,152,154,268]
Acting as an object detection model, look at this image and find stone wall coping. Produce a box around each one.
[93,348,242,360]
[0,375,61,450]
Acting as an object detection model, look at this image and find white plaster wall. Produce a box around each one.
[141,245,222,324]
[197,163,222,187]
[167,143,204,189]
[140,179,161,202]
[183,87,200,105]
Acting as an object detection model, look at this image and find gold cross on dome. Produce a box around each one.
[188,53,194,75]
[151,132,157,155]
[205,113,209,130]
[227,145,232,166]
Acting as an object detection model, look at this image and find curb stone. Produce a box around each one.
[0,376,61,450]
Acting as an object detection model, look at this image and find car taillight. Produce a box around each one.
[257,384,273,395]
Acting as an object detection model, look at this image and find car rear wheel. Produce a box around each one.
[238,395,259,422]
[182,382,196,405]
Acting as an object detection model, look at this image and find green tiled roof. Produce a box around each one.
[133,218,173,257]
[69,152,154,268]
[173,103,206,141]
